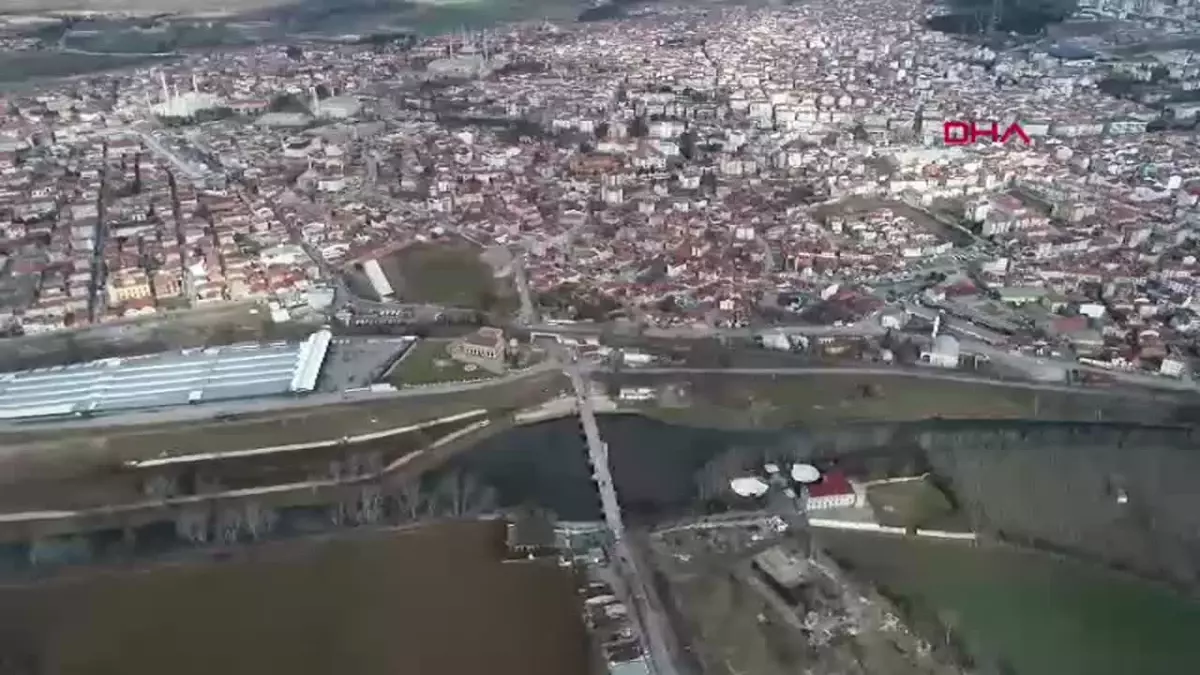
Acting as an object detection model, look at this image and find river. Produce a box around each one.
[2,414,1200,675]
[3,414,1198,570]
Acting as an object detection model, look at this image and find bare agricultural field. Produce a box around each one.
[0,520,591,675]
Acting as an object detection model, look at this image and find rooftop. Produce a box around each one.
[0,329,331,420]
[807,471,855,498]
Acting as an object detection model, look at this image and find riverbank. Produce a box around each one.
[0,409,1196,675]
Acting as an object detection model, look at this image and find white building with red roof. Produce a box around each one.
[805,471,858,511]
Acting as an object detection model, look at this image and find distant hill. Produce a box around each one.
[1,0,292,17]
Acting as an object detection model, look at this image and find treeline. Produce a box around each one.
[12,469,500,574]
[920,425,1200,590]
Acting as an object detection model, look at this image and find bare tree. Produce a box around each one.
[356,486,384,524]
[175,506,211,544]
[243,501,278,541]
[391,478,426,522]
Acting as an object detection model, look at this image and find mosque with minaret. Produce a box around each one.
[425,28,507,80]
[150,72,224,120]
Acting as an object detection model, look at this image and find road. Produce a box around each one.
[513,248,539,326]
[128,128,210,183]
[623,366,1142,397]
[2,354,1166,434]
[565,358,685,675]
[0,360,559,432]
[533,313,1200,394]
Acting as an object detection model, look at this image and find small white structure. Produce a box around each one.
[621,350,654,366]
[880,308,907,330]
[730,477,770,498]
[268,301,291,323]
[923,334,960,369]
[1161,356,1188,378]
[619,387,655,401]
[760,329,791,351]
[790,463,821,484]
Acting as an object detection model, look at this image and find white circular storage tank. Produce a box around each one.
[730,476,770,498]
[791,463,821,484]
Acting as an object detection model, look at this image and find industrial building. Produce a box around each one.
[362,258,395,299]
[0,330,332,421]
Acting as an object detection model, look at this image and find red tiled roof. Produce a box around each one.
[807,471,854,498]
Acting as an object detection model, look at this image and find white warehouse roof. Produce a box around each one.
[0,329,332,421]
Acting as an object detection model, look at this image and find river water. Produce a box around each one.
[3,415,1200,675]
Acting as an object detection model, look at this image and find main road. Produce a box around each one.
[0,361,561,432]
[622,366,1160,398]
[530,314,1200,394]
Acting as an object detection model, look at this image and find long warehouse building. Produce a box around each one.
[0,329,332,421]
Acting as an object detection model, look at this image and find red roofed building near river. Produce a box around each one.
[805,471,857,511]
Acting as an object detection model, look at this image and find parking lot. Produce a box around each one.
[317,337,417,393]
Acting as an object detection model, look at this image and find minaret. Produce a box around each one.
[366,152,378,188]
[932,311,942,340]
[159,72,170,104]
[310,87,320,117]
[191,73,199,93]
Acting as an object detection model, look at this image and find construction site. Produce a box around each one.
[647,518,967,675]
[636,459,974,675]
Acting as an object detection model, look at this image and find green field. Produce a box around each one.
[388,339,500,386]
[865,477,961,531]
[821,532,1200,675]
